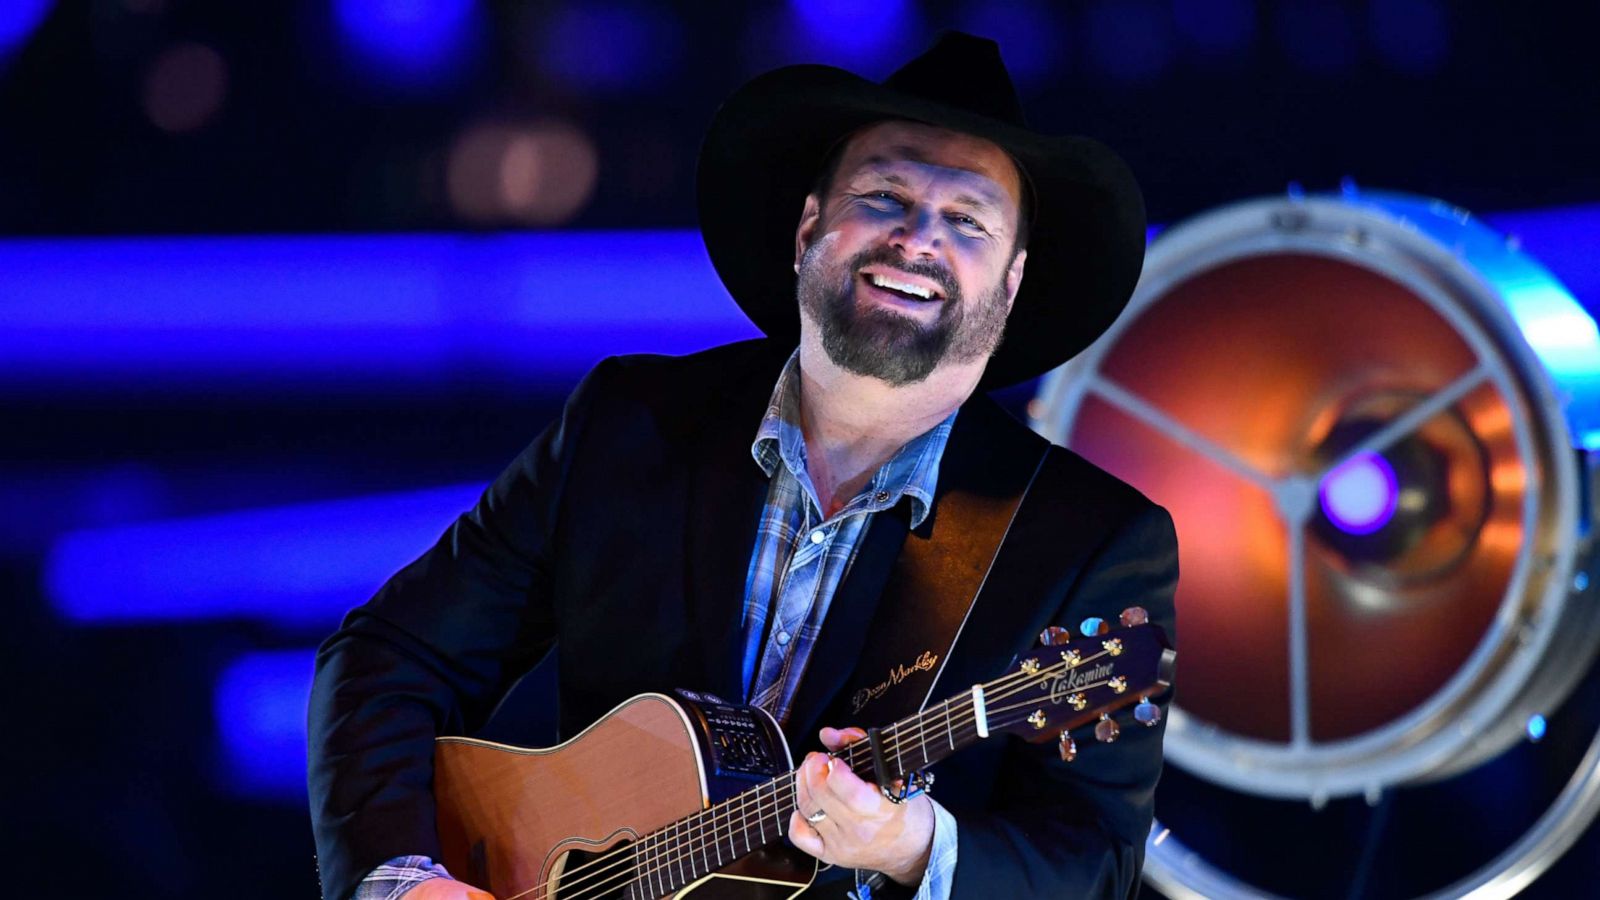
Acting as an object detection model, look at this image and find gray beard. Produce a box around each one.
[797,243,1010,387]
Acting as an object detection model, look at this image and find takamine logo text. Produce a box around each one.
[1048,662,1114,705]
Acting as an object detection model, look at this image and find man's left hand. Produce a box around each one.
[787,726,935,886]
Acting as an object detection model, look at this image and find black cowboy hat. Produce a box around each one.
[697,31,1147,389]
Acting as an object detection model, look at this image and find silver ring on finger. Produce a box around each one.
[805,808,828,824]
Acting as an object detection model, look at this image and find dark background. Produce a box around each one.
[4,2,1599,898]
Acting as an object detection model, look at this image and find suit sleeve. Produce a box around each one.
[949,500,1180,900]
[306,360,612,900]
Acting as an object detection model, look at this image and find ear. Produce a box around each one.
[1003,248,1027,312]
[794,193,823,273]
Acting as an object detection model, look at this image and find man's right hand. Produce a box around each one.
[405,878,496,899]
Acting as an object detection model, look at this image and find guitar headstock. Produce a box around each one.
[980,607,1175,761]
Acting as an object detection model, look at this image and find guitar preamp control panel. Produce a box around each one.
[673,689,789,780]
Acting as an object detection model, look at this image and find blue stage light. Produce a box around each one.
[333,0,483,90]
[790,0,915,70]
[1172,0,1256,57]
[214,649,317,798]
[1319,452,1399,536]
[1369,0,1448,75]
[46,483,487,628]
[537,2,682,92]
[1356,195,1600,453]
[1085,0,1174,83]
[0,0,51,64]
[1526,714,1547,743]
[1276,0,1356,74]
[952,0,1062,87]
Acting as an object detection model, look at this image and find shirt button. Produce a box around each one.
[809,529,825,544]
[776,630,791,645]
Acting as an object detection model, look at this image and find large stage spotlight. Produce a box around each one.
[1031,190,1599,898]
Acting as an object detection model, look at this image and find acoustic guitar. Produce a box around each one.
[433,608,1174,900]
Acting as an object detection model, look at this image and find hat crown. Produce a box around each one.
[882,32,1028,129]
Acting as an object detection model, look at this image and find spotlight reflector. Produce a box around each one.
[1032,188,1599,899]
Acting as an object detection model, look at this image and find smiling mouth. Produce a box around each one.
[858,271,943,303]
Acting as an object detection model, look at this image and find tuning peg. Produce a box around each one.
[1135,697,1163,727]
[1079,616,1109,636]
[1094,713,1121,743]
[1119,606,1149,627]
[1038,626,1072,646]
[1058,731,1078,762]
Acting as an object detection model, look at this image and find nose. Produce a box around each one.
[891,205,940,260]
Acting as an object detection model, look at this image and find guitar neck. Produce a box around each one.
[625,694,985,899]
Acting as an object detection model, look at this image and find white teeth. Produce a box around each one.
[869,273,933,299]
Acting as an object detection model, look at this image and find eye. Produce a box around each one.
[949,213,987,234]
[863,191,903,206]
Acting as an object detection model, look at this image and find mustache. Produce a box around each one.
[848,246,959,300]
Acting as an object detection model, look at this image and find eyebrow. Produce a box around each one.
[854,159,1004,213]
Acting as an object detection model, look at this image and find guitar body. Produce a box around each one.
[435,692,818,900]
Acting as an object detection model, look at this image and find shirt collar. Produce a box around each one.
[751,350,956,528]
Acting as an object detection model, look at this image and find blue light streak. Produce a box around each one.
[46,483,486,628]
[0,210,1590,409]
[0,231,759,391]
[214,649,317,798]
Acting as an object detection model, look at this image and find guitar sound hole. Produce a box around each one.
[551,845,635,900]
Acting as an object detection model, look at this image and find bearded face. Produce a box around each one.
[797,240,1012,387]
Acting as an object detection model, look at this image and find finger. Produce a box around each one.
[823,752,887,815]
[788,809,830,863]
[795,753,827,818]
[818,726,868,751]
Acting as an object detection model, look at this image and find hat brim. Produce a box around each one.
[697,64,1147,389]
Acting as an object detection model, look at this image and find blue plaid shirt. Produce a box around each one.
[357,351,960,900]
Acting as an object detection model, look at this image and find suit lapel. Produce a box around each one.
[684,345,788,702]
[781,506,909,744]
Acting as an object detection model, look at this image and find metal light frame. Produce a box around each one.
[1031,189,1599,898]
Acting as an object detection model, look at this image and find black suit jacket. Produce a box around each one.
[307,338,1179,900]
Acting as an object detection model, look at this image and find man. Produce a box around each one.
[309,32,1178,900]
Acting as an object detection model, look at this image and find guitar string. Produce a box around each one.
[501,648,1133,900]
[498,654,1071,900]
[540,679,1119,900]
[510,658,1133,900]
